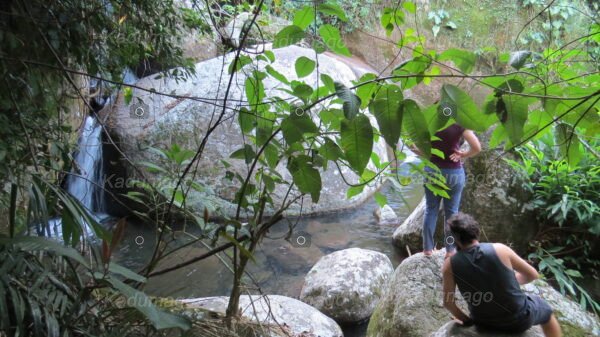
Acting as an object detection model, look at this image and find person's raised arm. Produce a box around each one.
[442,258,471,324]
[450,130,481,162]
[496,243,539,285]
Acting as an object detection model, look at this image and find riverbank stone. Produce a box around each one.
[180,295,343,337]
[367,250,600,337]
[300,248,393,324]
[429,321,543,337]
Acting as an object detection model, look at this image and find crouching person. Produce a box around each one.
[441,212,561,337]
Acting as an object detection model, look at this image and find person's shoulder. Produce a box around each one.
[492,243,515,257]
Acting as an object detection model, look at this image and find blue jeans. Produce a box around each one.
[423,167,466,252]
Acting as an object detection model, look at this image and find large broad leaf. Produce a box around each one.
[228,55,252,74]
[287,155,322,202]
[317,2,348,22]
[273,25,305,48]
[334,82,361,119]
[238,107,255,134]
[295,56,316,78]
[256,110,275,146]
[340,114,373,175]
[556,123,582,167]
[402,99,431,157]
[500,95,529,145]
[423,104,452,135]
[293,6,315,30]
[319,137,344,161]
[106,277,191,330]
[281,111,318,145]
[318,24,351,56]
[369,84,403,148]
[355,73,378,109]
[440,84,492,132]
[245,73,265,107]
[392,57,431,89]
[438,48,476,74]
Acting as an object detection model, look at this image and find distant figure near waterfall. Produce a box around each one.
[441,213,562,337]
[411,123,481,258]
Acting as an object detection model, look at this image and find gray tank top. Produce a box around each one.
[450,243,528,325]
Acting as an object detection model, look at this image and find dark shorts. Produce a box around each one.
[475,295,553,333]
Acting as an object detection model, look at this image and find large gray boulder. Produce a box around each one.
[429,322,543,337]
[461,149,538,253]
[391,149,538,254]
[366,250,463,337]
[299,248,393,323]
[107,45,388,217]
[523,280,600,336]
[367,251,600,337]
[180,295,343,337]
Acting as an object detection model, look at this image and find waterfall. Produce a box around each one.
[67,115,105,213]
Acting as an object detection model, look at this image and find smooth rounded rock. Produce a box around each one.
[181,295,343,337]
[300,247,393,323]
[375,204,400,226]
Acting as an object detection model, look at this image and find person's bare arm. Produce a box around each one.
[495,243,539,285]
[450,130,481,162]
[442,258,471,323]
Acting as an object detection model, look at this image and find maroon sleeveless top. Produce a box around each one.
[430,124,465,169]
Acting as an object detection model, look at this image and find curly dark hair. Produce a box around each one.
[447,212,480,245]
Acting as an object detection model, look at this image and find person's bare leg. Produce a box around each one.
[541,314,561,337]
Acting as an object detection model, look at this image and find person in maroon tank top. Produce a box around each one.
[411,123,481,258]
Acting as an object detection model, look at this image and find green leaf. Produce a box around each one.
[346,184,365,198]
[440,84,493,132]
[355,73,378,108]
[374,192,388,207]
[295,56,316,78]
[265,65,289,84]
[369,84,403,148]
[500,95,529,145]
[230,144,256,164]
[334,82,361,119]
[319,137,344,161]
[381,7,404,36]
[245,73,265,107]
[228,55,252,74]
[403,2,416,14]
[124,87,133,105]
[423,104,451,135]
[341,114,373,175]
[402,99,431,157]
[438,48,476,74]
[239,107,255,134]
[106,277,191,330]
[273,25,305,48]
[287,155,322,202]
[1,237,89,268]
[321,74,336,93]
[281,111,318,144]
[392,57,431,89]
[556,123,582,167]
[138,161,166,173]
[291,82,313,100]
[318,24,351,56]
[293,6,315,30]
[108,262,147,283]
[317,2,348,22]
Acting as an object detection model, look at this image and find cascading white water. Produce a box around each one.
[66,115,105,212]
